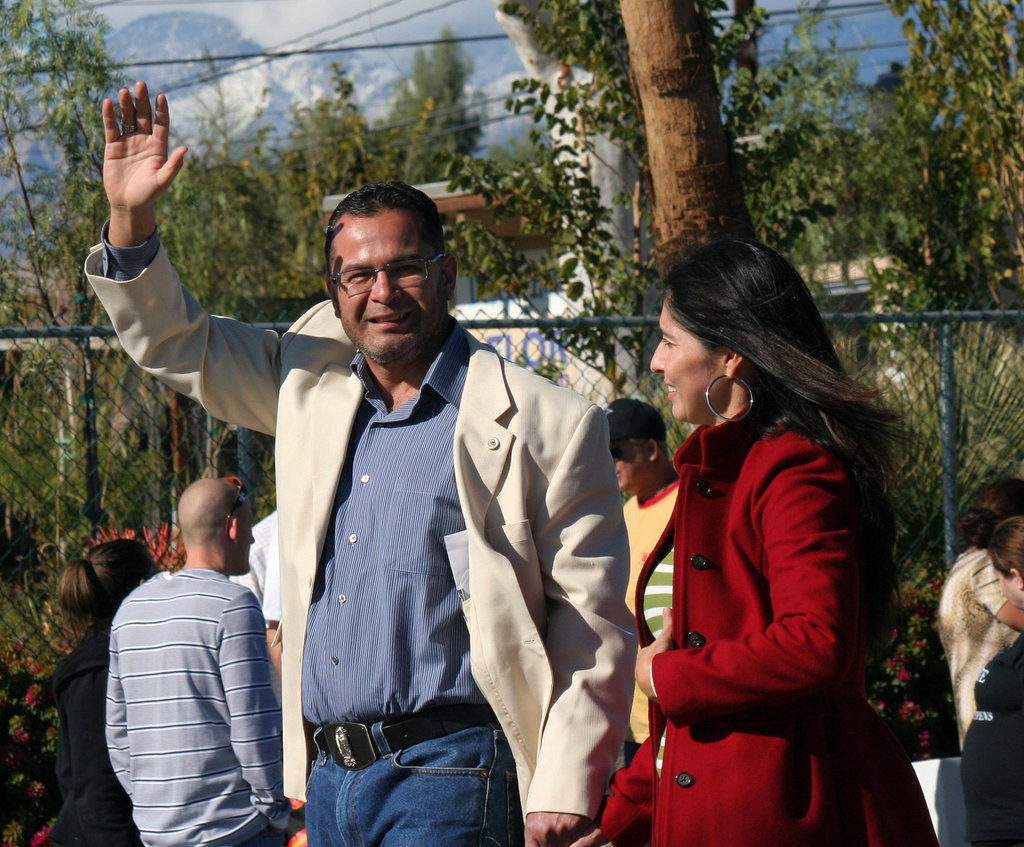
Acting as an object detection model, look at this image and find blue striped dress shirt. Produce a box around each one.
[302,325,487,726]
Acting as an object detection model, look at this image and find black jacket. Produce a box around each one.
[51,628,141,847]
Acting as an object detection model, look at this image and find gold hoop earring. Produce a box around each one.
[705,375,754,422]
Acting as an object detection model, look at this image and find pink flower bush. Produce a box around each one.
[1,640,59,845]
[866,578,958,758]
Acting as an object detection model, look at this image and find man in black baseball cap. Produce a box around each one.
[604,398,679,764]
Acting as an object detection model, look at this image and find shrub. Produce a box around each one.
[94,523,185,572]
[0,640,59,847]
[866,574,959,759]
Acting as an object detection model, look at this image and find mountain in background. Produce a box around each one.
[111,11,528,154]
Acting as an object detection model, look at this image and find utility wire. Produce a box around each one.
[149,0,476,94]
[116,33,508,69]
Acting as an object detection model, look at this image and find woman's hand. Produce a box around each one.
[636,607,675,701]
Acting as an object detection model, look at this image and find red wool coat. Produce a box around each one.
[598,423,938,847]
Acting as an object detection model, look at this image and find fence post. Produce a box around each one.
[80,338,107,533]
[938,321,958,565]
[238,427,257,491]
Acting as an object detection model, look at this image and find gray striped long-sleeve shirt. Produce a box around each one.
[106,569,289,847]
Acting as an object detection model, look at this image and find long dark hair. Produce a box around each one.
[958,478,1024,550]
[58,539,156,636]
[662,237,901,643]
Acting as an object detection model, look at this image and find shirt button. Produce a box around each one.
[337,594,347,604]
[690,554,710,570]
[348,533,357,544]
[675,772,695,788]
[696,480,712,497]
[360,474,370,484]
[331,656,339,666]
[686,631,706,648]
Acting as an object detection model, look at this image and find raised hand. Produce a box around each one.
[101,81,188,247]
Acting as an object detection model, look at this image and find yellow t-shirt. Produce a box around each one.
[622,481,679,744]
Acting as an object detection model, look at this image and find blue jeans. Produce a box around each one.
[306,723,524,847]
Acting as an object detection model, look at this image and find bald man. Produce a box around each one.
[106,478,290,847]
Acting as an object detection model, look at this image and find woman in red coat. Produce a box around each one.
[585,238,938,847]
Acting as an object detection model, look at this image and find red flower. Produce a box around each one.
[11,729,29,744]
[898,669,912,683]
[26,781,46,799]
[30,827,50,847]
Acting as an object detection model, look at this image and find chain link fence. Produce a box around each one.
[2,308,1024,669]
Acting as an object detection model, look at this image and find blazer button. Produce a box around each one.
[675,772,695,788]
[690,554,710,570]
[486,437,501,450]
[686,631,706,648]
[696,480,712,497]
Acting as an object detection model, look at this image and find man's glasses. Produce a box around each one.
[221,476,248,519]
[328,253,445,298]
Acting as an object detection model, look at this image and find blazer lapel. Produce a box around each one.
[454,341,514,528]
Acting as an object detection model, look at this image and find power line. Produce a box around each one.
[115,33,508,69]
[760,38,906,57]
[150,0,477,95]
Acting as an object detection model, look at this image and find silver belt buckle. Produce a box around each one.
[334,724,358,768]
[330,721,376,769]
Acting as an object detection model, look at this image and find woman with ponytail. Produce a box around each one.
[50,539,156,847]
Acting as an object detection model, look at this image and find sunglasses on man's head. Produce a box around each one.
[221,476,248,519]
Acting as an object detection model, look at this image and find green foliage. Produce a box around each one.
[447,0,658,388]
[892,0,1024,287]
[865,95,1012,310]
[153,76,293,318]
[873,321,1024,575]
[724,4,864,261]
[380,28,482,184]
[485,130,544,167]
[276,65,403,289]
[716,0,1017,309]
[0,0,118,328]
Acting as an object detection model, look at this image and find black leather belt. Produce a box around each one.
[321,703,497,770]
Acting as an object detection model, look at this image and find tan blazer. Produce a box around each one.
[86,244,635,819]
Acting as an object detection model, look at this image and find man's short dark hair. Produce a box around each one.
[324,182,445,274]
